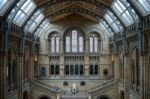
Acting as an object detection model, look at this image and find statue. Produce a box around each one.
[71,83,77,95]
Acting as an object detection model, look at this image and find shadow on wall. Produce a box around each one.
[96,95,110,99]
[38,96,51,99]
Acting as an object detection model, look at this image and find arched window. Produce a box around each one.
[72,30,77,52]
[66,37,70,52]
[49,33,60,53]
[65,29,84,52]
[79,37,83,52]
[89,33,100,52]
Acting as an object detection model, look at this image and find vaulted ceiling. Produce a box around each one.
[34,0,113,23]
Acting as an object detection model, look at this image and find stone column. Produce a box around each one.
[84,38,89,77]
[18,53,24,99]
[139,56,145,95]
[124,54,130,84]
[60,38,64,77]
[141,53,149,99]
[114,54,120,80]
[0,52,7,99]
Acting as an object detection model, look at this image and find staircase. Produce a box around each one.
[33,79,58,98]
[61,92,88,99]
[88,80,117,97]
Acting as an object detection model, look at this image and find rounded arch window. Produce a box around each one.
[65,29,84,52]
[89,32,101,53]
[49,32,60,53]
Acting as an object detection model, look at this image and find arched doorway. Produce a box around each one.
[23,91,28,99]
[120,91,125,99]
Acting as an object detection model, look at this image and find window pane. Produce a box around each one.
[51,37,55,52]
[94,37,98,52]
[112,0,135,26]
[72,30,77,52]
[131,0,150,16]
[66,37,70,52]
[0,0,7,9]
[79,37,83,52]
[139,0,150,12]
[56,37,59,52]
[12,0,36,26]
[90,37,93,52]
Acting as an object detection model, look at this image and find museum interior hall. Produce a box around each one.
[0,0,150,99]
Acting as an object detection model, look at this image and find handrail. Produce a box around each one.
[88,80,116,93]
[33,79,58,97]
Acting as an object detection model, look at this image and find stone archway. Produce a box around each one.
[23,91,28,99]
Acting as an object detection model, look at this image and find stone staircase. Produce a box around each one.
[33,79,58,98]
[61,92,88,99]
[88,80,117,97]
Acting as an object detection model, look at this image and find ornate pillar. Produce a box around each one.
[60,37,64,77]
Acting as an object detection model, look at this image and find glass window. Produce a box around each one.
[131,0,150,16]
[0,0,14,16]
[12,0,36,26]
[111,0,134,26]
[104,14,120,33]
[34,19,50,37]
[90,37,93,52]
[65,29,84,53]
[51,37,55,52]
[66,37,70,52]
[79,37,83,52]
[99,20,114,37]
[28,13,44,33]
[72,30,77,52]
[94,37,98,52]
[56,37,59,52]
